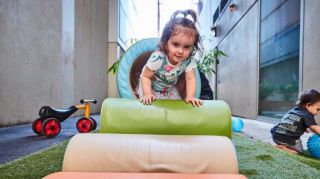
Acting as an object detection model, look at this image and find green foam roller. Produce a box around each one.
[100,98,231,138]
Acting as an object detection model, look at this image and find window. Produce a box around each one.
[259,0,300,121]
[212,0,230,25]
[213,8,219,25]
[119,0,158,47]
[219,0,228,12]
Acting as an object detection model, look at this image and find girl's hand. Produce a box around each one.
[140,94,156,105]
[185,97,203,107]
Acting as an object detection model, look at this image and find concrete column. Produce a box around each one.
[62,0,75,106]
[107,0,120,98]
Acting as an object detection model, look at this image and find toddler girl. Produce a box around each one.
[138,9,203,107]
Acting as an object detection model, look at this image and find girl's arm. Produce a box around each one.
[185,69,203,107]
[309,125,320,135]
[141,67,156,104]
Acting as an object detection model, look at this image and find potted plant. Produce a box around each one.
[195,47,228,77]
[194,47,228,100]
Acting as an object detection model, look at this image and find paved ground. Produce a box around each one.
[0,115,100,165]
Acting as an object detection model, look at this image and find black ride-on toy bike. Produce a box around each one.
[32,99,97,138]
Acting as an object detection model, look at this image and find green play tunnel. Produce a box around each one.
[100,98,232,138]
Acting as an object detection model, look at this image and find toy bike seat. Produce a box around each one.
[39,106,78,121]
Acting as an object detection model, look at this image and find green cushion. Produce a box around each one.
[100,98,231,138]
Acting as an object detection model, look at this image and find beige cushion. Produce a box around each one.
[45,172,247,179]
[62,134,238,174]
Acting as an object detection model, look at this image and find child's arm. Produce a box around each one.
[309,125,320,135]
[140,67,156,105]
[185,69,203,107]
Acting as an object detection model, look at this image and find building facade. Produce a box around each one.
[198,0,320,123]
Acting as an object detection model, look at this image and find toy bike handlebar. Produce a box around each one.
[80,99,97,104]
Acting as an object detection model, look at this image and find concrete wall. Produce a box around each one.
[74,0,108,114]
[218,2,259,119]
[302,0,320,91]
[199,0,259,118]
[0,0,109,126]
[107,0,120,98]
[0,0,63,125]
[107,43,121,98]
[302,0,320,122]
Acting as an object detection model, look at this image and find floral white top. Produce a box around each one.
[142,50,196,94]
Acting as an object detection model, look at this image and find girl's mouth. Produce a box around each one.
[174,56,182,61]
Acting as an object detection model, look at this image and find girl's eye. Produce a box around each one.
[172,43,179,47]
[184,46,192,49]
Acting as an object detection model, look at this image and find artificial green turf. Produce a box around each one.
[233,134,320,178]
[0,141,68,179]
[0,134,319,179]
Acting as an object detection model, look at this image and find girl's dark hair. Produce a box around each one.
[296,89,320,108]
[158,9,201,57]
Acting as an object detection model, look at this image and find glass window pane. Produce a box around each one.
[259,0,300,121]
[261,0,286,19]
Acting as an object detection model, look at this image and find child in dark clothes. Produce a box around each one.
[271,89,320,154]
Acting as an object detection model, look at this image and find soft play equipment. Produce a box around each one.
[45,133,246,179]
[45,98,244,178]
[45,38,245,178]
[62,134,238,173]
[231,117,244,132]
[100,98,231,138]
[116,38,201,99]
[307,134,320,159]
[45,172,247,179]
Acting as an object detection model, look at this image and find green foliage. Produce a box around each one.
[259,80,299,101]
[259,79,276,100]
[107,59,120,75]
[279,83,298,101]
[196,48,228,77]
[108,60,120,74]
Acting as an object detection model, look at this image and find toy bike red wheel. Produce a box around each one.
[76,117,92,133]
[32,118,43,136]
[42,118,61,138]
[89,117,97,131]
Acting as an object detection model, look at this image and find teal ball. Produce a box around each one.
[307,134,320,159]
[232,117,244,132]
